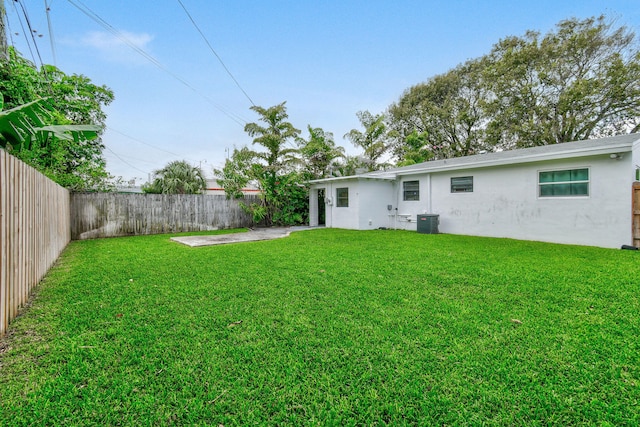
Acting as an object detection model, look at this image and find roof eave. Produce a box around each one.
[310,174,396,184]
[397,141,635,176]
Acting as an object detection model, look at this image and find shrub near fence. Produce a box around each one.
[70,193,258,240]
[0,150,71,336]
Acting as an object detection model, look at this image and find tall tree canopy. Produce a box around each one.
[244,102,301,174]
[143,160,206,194]
[388,15,640,163]
[0,47,114,190]
[297,125,345,179]
[484,15,640,148]
[388,60,488,161]
[216,102,307,226]
[344,110,390,171]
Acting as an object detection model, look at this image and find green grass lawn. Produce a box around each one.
[1,228,639,426]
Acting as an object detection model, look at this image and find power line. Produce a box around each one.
[9,0,36,63]
[105,127,212,172]
[65,0,248,126]
[176,0,256,106]
[15,0,46,68]
[104,145,150,175]
[106,126,185,157]
[104,150,161,167]
[44,0,57,65]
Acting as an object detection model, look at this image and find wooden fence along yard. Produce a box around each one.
[1,150,71,336]
[70,193,257,240]
[1,151,257,335]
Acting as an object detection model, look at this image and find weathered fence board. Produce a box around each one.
[0,150,71,336]
[70,193,258,240]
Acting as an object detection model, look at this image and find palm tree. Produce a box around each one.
[244,102,301,174]
[242,102,302,225]
[144,160,206,194]
[344,110,390,171]
[297,125,345,179]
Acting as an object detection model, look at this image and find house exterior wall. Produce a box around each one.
[311,179,395,230]
[395,176,432,231]
[310,136,639,248]
[357,180,396,230]
[317,179,360,229]
[428,154,632,248]
[633,140,640,181]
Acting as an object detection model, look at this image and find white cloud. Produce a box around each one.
[79,30,154,64]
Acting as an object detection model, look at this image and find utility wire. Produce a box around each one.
[6,11,16,47]
[106,127,211,170]
[9,0,36,64]
[15,0,46,68]
[44,0,57,65]
[10,0,56,97]
[109,151,160,166]
[65,0,248,126]
[104,145,150,175]
[107,126,185,158]
[176,0,255,106]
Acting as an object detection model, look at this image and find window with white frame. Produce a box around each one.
[403,180,419,201]
[538,168,589,197]
[451,176,473,193]
[336,187,349,207]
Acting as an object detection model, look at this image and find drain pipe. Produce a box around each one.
[426,174,432,213]
[395,178,400,230]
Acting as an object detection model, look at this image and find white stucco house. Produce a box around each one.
[309,133,640,249]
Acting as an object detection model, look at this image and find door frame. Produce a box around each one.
[633,182,640,247]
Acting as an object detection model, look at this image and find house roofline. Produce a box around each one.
[309,175,395,184]
[393,140,636,177]
[311,134,640,184]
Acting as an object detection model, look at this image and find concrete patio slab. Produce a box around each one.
[170,227,311,247]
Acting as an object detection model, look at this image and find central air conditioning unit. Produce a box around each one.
[417,214,439,234]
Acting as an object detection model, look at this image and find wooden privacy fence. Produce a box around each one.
[1,150,71,336]
[70,193,258,240]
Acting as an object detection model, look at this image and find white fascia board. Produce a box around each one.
[310,175,396,184]
[357,175,396,181]
[396,141,635,177]
[311,135,640,183]
[309,176,359,184]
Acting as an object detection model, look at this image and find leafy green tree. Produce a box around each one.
[387,15,640,163]
[388,61,488,161]
[344,110,390,171]
[267,171,309,225]
[393,130,433,166]
[214,146,257,199]
[484,15,640,148]
[0,96,106,189]
[244,102,301,174]
[216,102,306,226]
[143,160,206,194]
[297,125,345,179]
[330,155,369,177]
[0,47,114,190]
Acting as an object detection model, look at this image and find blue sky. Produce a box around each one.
[5,0,640,183]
